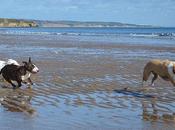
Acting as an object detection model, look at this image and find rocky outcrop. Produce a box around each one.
[0,18,38,27]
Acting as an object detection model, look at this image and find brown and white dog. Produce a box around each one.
[142,59,175,86]
[0,57,39,89]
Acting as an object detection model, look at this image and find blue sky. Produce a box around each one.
[0,0,174,26]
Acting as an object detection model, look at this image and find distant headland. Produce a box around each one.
[0,18,38,27]
[0,18,153,28]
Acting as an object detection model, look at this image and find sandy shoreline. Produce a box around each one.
[0,34,175,130]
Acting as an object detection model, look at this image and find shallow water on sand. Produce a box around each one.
[0,34,175,130]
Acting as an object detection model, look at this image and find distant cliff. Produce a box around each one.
[36,20,152,28]
[0,18,38,27]
[0,18,152,28]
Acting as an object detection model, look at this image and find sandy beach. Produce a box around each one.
[0,34,175,130]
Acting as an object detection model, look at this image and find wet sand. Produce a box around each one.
[0,34,175,130]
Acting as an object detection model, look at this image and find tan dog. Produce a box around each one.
[142,59,175,86]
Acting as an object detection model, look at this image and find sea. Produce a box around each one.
[0,27,175,45]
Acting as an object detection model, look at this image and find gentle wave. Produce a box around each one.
[0,30,175,39]
[130,33,175,38]
[0,27,175,39]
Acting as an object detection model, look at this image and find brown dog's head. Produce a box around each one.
[23,57,39,74]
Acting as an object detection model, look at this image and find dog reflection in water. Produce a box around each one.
[0,89,35,115]
[142,99,175,121]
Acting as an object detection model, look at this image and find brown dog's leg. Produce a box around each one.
[5,78,16,89]
[17,80,22,88]
[27,78,33,85]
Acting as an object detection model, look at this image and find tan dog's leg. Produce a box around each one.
[170,78,175,86]
[151,72,158,86]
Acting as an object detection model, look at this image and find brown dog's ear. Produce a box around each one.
[22,61,27,65]
[29,57,31,63]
